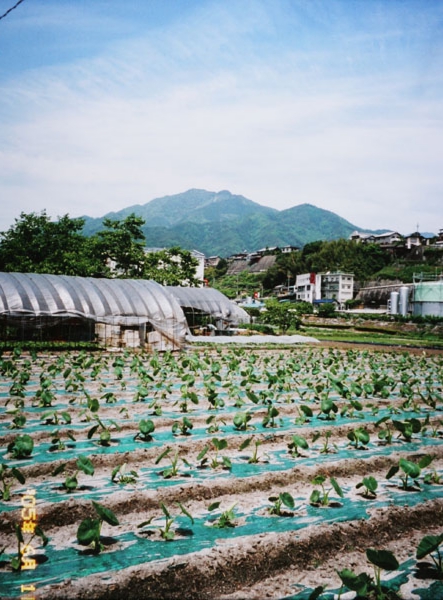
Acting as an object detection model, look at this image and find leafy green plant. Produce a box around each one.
[49,428,76,451]
[347,426,370,449]
[287,434,309,458]
[268,492,295,516]
[197,438,231,470]
[0,463,26,501]
[87,416,121,446]
[416,533,443,575]
[111,463,139,485]
[317,396,338,420]
[312,430,337,454]
[376,416,394,445]
[3,522,49,571]
[294,404,313,425]
[53,455,95,492]
[172,416,193,436]
[34,376,56,407]
[422,415,443,438]
[233,411,254,431]
[138,502,194,541]
[356,475,378,499]
[7,434,34,459]
[101,391,118,404]
[155,447,186,479]
[204,380,225,409]
[262,404,281,428]
[147,397,162,416]
[134,418,155,442]
[386,455,433,490]
[239,436,267,464]
[337,548,399,600]
[40,409,71,426]
[77,501,119,554]
[208,502,237,528]
[177,377,199,413]
[392,418,422,442]
[6,408,27,429]
[206,414,226,433]
[309,474,344,506]
[423,464,443,485]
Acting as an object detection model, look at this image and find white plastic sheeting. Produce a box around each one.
[166,286,250,326]
[0,273,188,345]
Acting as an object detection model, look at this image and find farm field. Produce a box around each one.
[1,343,443,599]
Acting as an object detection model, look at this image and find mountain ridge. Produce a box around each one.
[81,189,389,256]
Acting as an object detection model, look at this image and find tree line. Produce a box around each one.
[0,212,200,286]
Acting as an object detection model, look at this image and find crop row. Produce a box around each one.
[1,345,443,599]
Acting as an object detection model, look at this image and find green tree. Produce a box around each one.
[143,247,199,286]
[0,211,100,275]
[262,298,301,334]
[93,214,147,278]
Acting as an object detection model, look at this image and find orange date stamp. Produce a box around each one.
[19,488,38,599]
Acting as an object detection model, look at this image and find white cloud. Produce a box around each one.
[0,0,442,236]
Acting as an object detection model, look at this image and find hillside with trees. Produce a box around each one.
[1,210,441,299]
[80,189,389,256]
[208,239,443,299]
[0,211,199,286]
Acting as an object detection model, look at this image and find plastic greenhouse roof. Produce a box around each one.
[0,272,188,342]
[166,286,250,324]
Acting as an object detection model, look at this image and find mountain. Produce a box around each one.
[81,189,385,256]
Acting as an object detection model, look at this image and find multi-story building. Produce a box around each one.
[295,271,354,308]
[295,272,318,303]
[319,272,354,306]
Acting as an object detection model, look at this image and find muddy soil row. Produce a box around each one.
[30,499,443,600]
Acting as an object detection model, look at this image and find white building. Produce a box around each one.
[320,272,354,307]
[295,271,354,308]
[295,273,319,303]
[190,250,205,284]
[350,231,403,246]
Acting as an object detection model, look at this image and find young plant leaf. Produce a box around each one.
[239,437,252,451]
[330,477,344,498]
[416,534,443,560]
[280,492,295,509]
[92,501,119,526]
[155,447,171,465]
[177,502,194,525]
[77,517,100,546]
[77,455,94,476]
[337,568,370,595]
[366,548,399,571]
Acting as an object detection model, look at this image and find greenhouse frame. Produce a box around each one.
[166,286,249,334]
[0,273,249,349]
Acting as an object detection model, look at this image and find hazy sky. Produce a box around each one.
[0,0,442,235]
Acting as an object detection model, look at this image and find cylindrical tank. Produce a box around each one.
[390,291,399,315]
[398,286,410,316]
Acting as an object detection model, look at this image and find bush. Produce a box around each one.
[262,299,301,334]
[291,301,314,315]
[238,323,276,335]
[316,303,337,318]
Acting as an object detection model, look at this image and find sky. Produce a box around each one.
[0,0,442,236]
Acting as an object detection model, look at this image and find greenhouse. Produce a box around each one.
[0,272,188,349]
[166,286,250,334]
